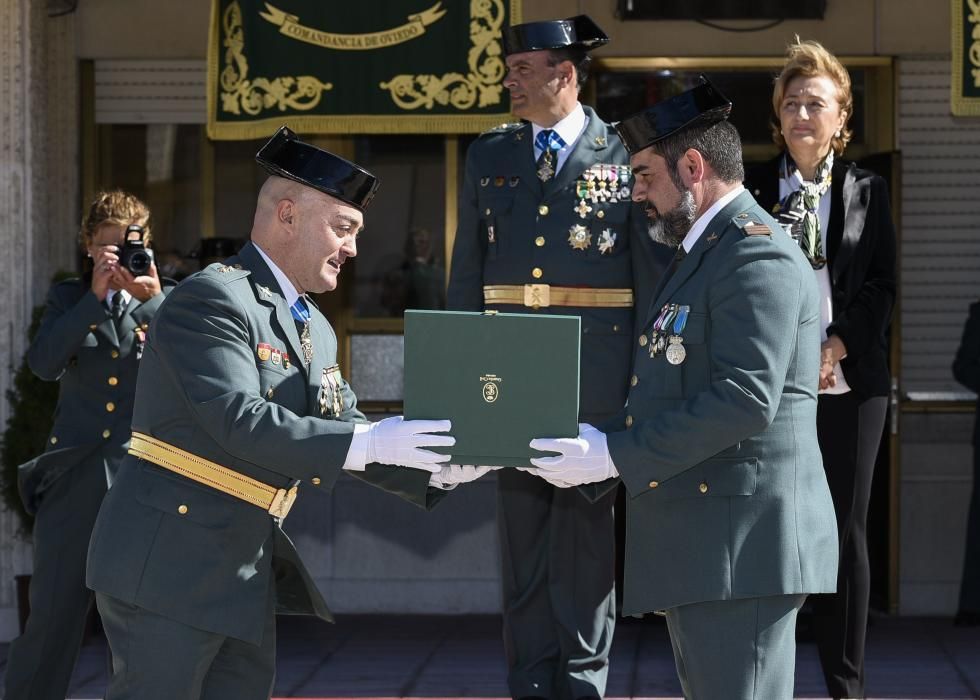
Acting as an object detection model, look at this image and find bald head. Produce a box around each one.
[250,175,363,294]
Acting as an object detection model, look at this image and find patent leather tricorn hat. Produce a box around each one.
[502,15,609,56]
[615,77,733,155]
[255,126,380,210]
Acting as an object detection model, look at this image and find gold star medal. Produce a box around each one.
[568,224,591,250]
[598,229,617,255]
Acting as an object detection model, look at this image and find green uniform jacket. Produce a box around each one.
[448,106,667,420]
[604,191,839,616]
[86,243,434,646]
[19,278,172,513]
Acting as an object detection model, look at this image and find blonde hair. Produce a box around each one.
[771,37,853,155]
[79,189,151,249]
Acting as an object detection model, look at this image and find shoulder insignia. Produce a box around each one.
[594,135,607,146]
[481,121,523,137]
[203,261,250,282]
[732,213,773,237]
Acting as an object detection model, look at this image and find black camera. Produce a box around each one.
[119,224,154,275]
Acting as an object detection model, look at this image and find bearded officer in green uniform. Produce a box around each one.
[530,81,840,699]
[86,127,462,700]
[447,15,668,700]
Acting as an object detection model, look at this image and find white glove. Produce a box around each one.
[344,416,454,473]
[529,423,618,486]
[428,464,497,490]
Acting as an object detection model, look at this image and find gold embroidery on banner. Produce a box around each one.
[220,1,333,116]
[380,0,506,112]
[259,1,447,50]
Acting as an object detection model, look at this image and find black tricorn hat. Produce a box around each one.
[502,15,609,56]
[615,77,733,155]
[255,126,380,210]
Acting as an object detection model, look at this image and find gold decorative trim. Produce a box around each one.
[218,1,333,118]
[380,0,506,112]
[207,0,521,138]
[260,1,446,51]
[952,0,980,116]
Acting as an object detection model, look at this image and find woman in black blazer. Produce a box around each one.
[744,39,896,700]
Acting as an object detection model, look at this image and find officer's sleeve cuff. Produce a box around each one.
[341,423,371,472]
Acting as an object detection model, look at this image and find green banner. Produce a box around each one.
[952,0,980,116]
[207,0,521,139]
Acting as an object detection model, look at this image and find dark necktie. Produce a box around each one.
[110,292,125,325]
[535,129,566,182]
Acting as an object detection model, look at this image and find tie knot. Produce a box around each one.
[535,129,565,153]
[290,297,311,323]
[110,292,125,318]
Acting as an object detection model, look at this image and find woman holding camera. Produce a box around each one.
[5,190,174,700]
[744,39,896,700]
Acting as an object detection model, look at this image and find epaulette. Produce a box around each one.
[732,212,773,237]
[480,121,523,137]
[201,262,250,283]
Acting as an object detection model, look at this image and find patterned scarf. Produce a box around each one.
[772,151,833,269]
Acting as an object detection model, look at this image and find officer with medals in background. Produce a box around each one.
[447,15,667,700]
[5,191,173,700]
[86,127,465,700]
[530,81,839,699]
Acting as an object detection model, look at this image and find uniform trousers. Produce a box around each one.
[3,455,107,700]
[497,468,616,699]
[811,391,888,699]
[958,437,980,614]
[665,594,807,700]
[96,586,277,700]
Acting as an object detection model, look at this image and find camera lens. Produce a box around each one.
[128,251,151,275]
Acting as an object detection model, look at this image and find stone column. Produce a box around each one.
[0,0,78,641]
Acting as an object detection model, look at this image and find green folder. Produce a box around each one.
[403,310,581,467]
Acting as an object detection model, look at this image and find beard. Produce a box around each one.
[646,188,697,249]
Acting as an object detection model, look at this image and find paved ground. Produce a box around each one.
[0,613,977,699]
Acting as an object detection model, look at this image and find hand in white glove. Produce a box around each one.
[529,423,618,486]
[428,464,497,490]
[361,416,455,472]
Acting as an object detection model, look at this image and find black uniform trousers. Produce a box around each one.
[959,436,980,615]
[497,468,617,700]
[3,455,107,700]
[811,391,888,699]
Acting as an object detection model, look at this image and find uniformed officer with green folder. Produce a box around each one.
[530,80,840,699]
[447,14,667,700]
[86,127,460,700]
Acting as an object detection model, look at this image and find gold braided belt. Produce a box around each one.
[129,431,298,520]
[483,284,633,309]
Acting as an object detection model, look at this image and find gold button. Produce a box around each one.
[102,429,111,439]
[597,210,605,219]
[111,350,119,359]
[535,236,545,247]
[625,415,634,428]
[639,335,648,347]
[106,402,116,412]
[89,324,97,331]
[532,267,543,279]
[312,477,322,486]
[141,323,149,330]
[613,324,620,332]
[699,482,709,494]
[484,208,491,216]
[631,375,638,387]
[108,376,118,386]
[538,204,549,216]
[177,504,188,515]
[50,436,58,445]
[649,480,659,489]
